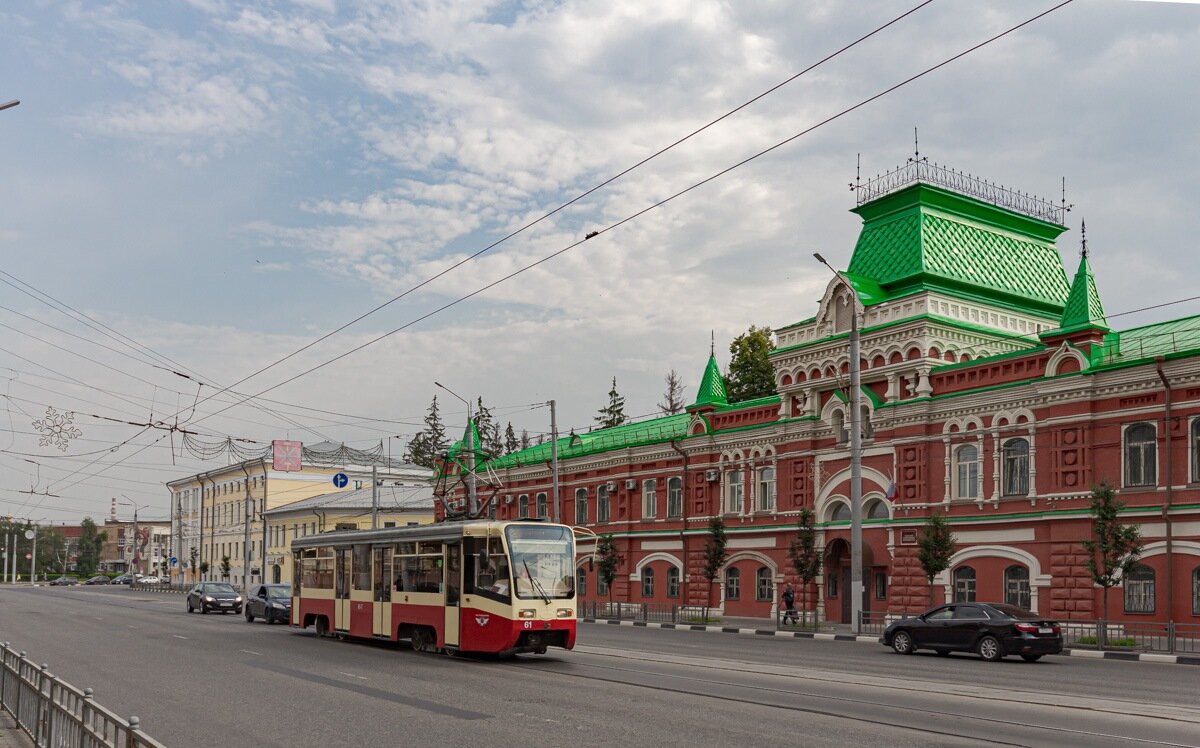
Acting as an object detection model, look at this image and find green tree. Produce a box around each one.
[701,516,728,620]
[504,422,519,455]
[1082,482,1143,620]
[917,512,956,606]
[658,369,686,415]
[36,526,67,576]
[596,534,622,605]
[726,325,776,402]
[405,395,448,469]
[200,560,210,576]
[519,429,531,450]
[76,517,106,578]
[220,555,231,581]
[595,377,628,428]
[787,508,821,626]
[189,547,199,578]
[474,397,504,458]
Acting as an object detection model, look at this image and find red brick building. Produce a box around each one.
[449,161,1200,625]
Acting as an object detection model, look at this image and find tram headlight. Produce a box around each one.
[556,608,572,618]
[519,609,536,619]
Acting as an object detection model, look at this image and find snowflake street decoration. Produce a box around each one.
[32,407,82,451]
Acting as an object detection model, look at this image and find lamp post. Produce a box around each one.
[0,100,18,113]
[117,498,145,576]
[435,382,477,517]
[814,252,865,634]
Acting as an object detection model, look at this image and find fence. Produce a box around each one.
[0,642,166,748]
[577,601,710,624]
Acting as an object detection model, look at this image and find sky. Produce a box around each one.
[1,0,1199,525]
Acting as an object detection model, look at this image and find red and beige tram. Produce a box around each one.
[290,519,577,655]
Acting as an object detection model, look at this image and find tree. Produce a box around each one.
[189,547,199,579]
[199,560,210,576]
[76,517,106,578]
[596,534,622,606]
[220,555,231,581]
[474,397,504,458]
[519,429,531,450]
[917,512,956,606]
[658,369,686,415]
[1082,482,1143,620]
[405,395,448,469]
[595,377,628,428]
[786,508,821,626]
[726,325,776,402]
[36,526,67,576]
[701,516,728,620]
[504,422,519,454]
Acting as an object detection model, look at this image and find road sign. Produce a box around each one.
[170,557,178,566]
[273,439,302,472]
[332,472,349,488]
[24,553,31,560]
[24,530,34,540]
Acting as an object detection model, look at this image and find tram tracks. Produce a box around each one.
[506,645,1200,748]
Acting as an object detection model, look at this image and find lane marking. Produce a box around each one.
[173,635,188,640]
[336,671,369,681]
[239,649,262,656]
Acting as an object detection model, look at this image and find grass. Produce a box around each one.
[1074,635,1139,648]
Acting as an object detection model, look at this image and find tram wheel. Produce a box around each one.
[315,617,329,638]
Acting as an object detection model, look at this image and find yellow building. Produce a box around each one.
[263,484,435,585]
[166,442,430,588]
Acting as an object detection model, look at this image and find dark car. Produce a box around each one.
[244,584,292,624]
[49,575,79,586]
[111,574,135,585]
[186,582,243,614]
[84,575,111,585]
[880,602,1063,662]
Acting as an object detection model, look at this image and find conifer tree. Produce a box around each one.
[405,395,448,469]
[504,422,519,454]
[658,369,686,414]
[595,377,628,428]
[519,429,531,450]
[596,534,623,605]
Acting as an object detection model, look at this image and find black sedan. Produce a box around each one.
[244,584,292,624]
[880,602,1062,662]
[49,575,79,586]
[186,582,243,614]
[84,575,111,585]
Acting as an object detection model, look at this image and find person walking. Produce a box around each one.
[781,582,799,625]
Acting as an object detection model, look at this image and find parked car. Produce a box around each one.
[111,574,136,585]
[48,575,79,586]
[244,584,293,624]
[139,576,161,584]
[880,602,1063,662]
[186,582,243,614]
[84,575,111,585]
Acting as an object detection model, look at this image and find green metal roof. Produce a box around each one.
[482,413,692,470]
[690,353,728,408]
[1057,254,1108,333]
[1091,313,1200,368]
[847,184,1071,314]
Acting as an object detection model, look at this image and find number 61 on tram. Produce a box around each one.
[290,520,577,656]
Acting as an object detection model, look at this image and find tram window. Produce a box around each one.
[418,541,441,555]
[473,536,511,604]
[301,554,333,589]
[397,542,416,555]
[373,547,391,602]
[353,545,372,591]
[397,555,442,593]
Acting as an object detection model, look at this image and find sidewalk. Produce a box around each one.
[0,710,34,748]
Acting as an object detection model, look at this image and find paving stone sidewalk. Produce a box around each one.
[0,710,33,748]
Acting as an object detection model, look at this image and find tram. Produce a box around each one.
[290,519,577,655]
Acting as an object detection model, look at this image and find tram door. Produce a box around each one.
[373,546,392,638]
[444,541,461,648]
[335,548,351,631]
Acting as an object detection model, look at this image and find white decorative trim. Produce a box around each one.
[933,544,1050,613]
[1045,341,1089,377]
[631,552,683,579]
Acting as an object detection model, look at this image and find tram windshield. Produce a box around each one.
[505,524,575,600]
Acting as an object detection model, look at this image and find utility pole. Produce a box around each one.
[243,471,252,591]
[435,382,478,517]
[132,506,139,575]
[30,525,38,584]
[371,464,379,530]
[815,253,865,635]
[549,399,560,523]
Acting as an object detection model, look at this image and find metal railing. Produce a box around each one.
[0,641,166,748]
[1059,620,1200,655]
[577,601,706,624]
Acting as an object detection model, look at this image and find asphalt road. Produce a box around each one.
[2,585,1197,748]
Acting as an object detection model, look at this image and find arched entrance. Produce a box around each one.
[824,537,874,623]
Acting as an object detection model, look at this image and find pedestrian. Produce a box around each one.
[782,583,799,625]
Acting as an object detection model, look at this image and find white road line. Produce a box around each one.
[336,671,368,681]
[172,635,188,640]
[239,649,261,656]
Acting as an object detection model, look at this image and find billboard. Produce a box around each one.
[272,440,302,472]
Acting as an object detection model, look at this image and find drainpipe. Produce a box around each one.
[1154,358,1174,623]
[670,438,689,610]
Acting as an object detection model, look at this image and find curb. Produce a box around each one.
[580,618,1200,666]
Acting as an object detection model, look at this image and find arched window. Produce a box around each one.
[641,567,655,598]
[1124,423,1157,488]
[518,494,529,519]
[667,566,680,598]
[1192,566,1200,616]
[756,567,773,601]
[1124,564,1155,614]
[832,410,848,445]
[667,477,683,518]
[866,499,889,520]
[1004,565,1030,610]
[953,566,976,602]
[597,484,610,522]
[536,492,548,518]
[860,404,874,440]
[757,467,776,512]
[833,291,851,333]
[830,502,851,522]
[576,567,587,597]
[955,444,979,499]
[725,567,740,600]
[1002,438,1029,496]
[1192,420,1200,483]
[574,488,588,525]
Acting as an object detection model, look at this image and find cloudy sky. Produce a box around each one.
[1,0,1198,524]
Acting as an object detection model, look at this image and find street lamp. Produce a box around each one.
[814,252,865,635]
[117,497,146,576]
[434,382,478,517]
[0,100,18,113]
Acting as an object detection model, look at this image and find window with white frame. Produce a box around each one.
[597,484,610,523]
[1192,419,1200,483]
[866,500,888,520]
[667,477,683,518]
[536,492,548,518]
[725,470,744,514]
[666,566,680,598]
[830,502,850,522]
[1124,422,1157,488]
[641,567,654,597]
[577,567,587,597]
[518,494,529,519]
[755,567,772,601]
[757,467,776,512]
[955,444,979,499]
[642,479,657,518]
[1004,565,1030,610]
[575,488,588,525]
[1124,564,1155,614]
[725,567,740,600]
[1002,438,1029,496]
[953,566,976,602]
